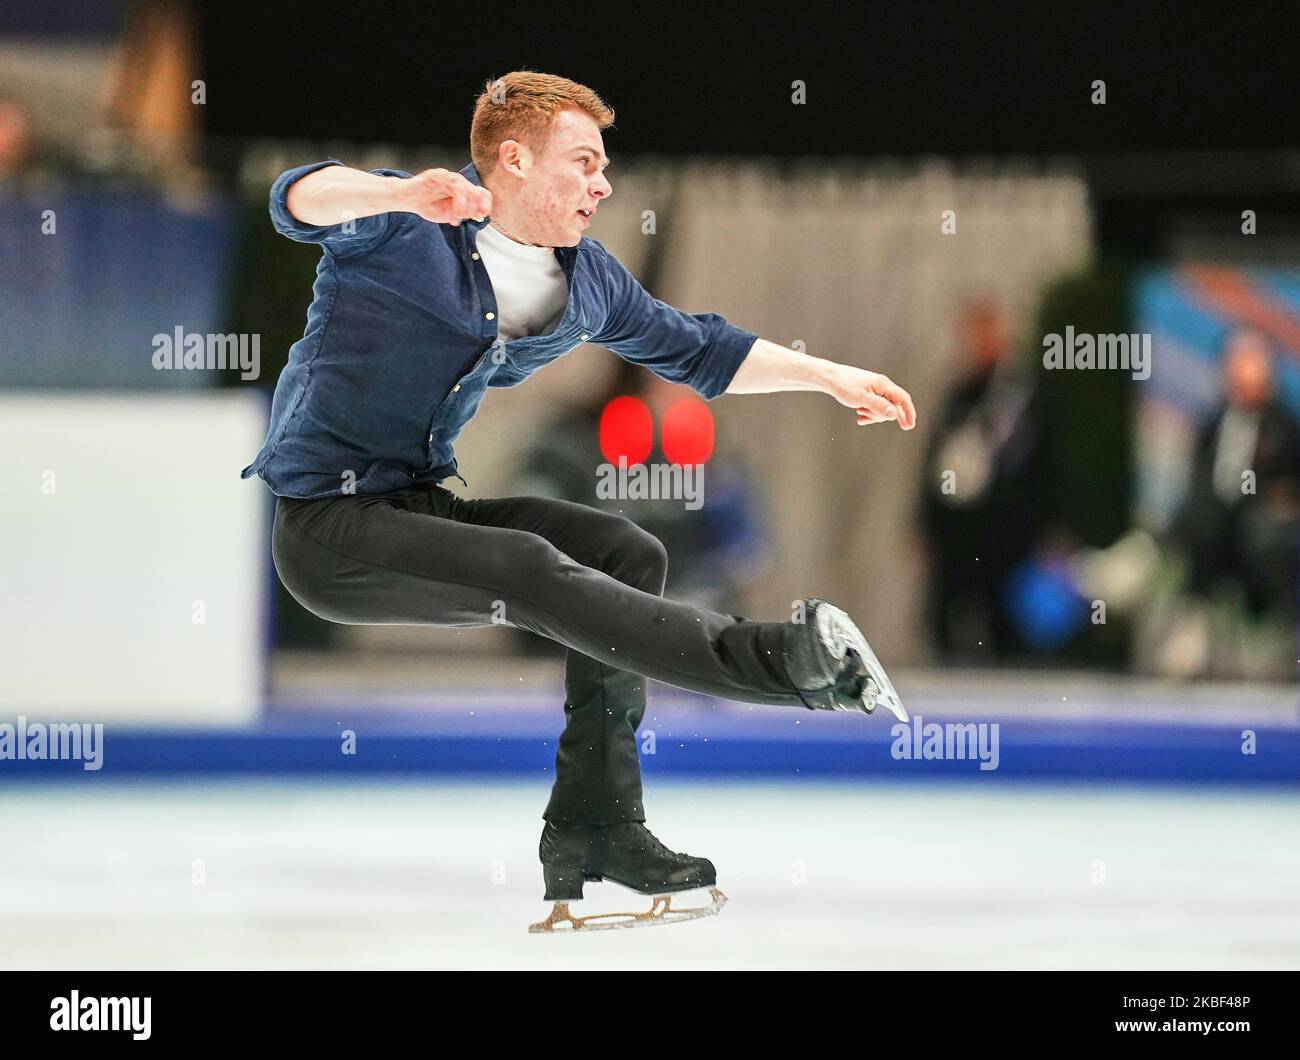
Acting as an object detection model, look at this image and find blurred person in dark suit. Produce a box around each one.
[920,301,1055,661]
[1169,327,1299,623]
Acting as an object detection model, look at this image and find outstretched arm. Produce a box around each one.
[725,338,916,430]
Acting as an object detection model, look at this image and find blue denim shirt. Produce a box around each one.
[240,159,759,498]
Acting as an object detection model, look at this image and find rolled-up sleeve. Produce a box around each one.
[269,160,412,257]
[591,245,757,399]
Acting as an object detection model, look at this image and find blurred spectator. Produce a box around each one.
[103,0,198,158]
[510,356,772,656]
[1168,328,1299,622]
[0,97,33,181]
[919,300,1056,662]
[0,0,205,193]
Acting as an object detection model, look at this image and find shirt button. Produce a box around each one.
[428,433,433,442]
[580,333,589,341]
[485,311,495,320]
[452,384,461,392]
[471,252,480,260]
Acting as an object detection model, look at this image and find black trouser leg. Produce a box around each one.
[270,485,803,823]
[421,491,669,824]
[502,503,668,826]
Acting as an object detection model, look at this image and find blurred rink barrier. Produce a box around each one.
[0,391,270,727]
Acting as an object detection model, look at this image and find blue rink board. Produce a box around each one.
[1,699,1296,785]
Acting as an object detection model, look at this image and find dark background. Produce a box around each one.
[196,1,1295,155]
[194,0,1300,262]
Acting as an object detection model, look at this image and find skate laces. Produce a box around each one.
[632,824,689,863]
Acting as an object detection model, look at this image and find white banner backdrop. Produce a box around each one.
[0,392,269,726]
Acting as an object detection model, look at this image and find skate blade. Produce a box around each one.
[821,604,908,722]
[851,642,908,723]
[528,887,728,933]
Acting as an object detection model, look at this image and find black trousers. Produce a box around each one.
[271,484,805,824]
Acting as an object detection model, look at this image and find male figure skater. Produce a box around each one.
[242,71,916,931]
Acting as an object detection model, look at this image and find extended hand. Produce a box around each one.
[824,363,916,429]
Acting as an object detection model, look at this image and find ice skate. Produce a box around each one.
[783,598,908,721]
[529,821,727,933]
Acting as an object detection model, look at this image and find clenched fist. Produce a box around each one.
[395,168,494,226]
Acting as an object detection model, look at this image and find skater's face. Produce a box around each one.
[497,108,612,247]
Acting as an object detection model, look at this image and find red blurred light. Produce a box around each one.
[661,396,714,465]
[599,395,654,465]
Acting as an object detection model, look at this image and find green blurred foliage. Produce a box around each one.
[1028,265,1135,550]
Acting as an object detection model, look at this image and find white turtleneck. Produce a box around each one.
[474,222,570,342]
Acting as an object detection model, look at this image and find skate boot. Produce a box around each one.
[782,598,908,721]
[529,821,727,933]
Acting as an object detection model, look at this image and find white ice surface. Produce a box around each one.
[1,779,1297,970]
